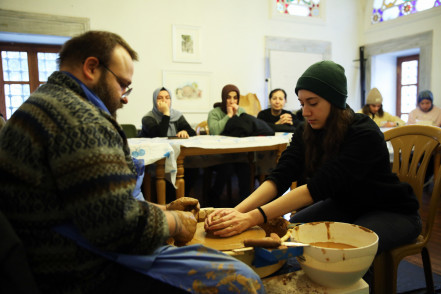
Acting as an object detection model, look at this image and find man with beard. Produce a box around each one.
[0,31,263,294]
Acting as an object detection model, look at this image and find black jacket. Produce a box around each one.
[267,113,419,214]
[257,108,299,132]
[221,113,275,137]
[139,115,196,138]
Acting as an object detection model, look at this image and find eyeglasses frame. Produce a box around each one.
[99,61,133,98]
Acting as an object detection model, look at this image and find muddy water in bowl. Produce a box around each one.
[291,221,378,288]
[310,242,356,249]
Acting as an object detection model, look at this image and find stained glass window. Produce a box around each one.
[372,0,441,24]
[275,0,320,17]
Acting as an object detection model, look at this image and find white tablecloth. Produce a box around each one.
[128,133,292,185]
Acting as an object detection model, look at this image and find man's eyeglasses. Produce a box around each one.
[100,63,133,98]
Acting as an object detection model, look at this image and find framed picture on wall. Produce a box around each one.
[162,70,212,113]
[172,25,202,63]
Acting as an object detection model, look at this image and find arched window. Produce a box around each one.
[372,0,440,24]
[275,0,321,17]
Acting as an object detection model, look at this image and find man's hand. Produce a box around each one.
[170,211,197,244]
[166,197,200,217]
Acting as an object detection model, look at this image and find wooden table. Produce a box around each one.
[130,134,291,204]
[174,140,288,199]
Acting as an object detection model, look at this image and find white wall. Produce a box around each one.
[0,0,362,127]
[371,54,397,114]
[361,0,441,111]
[269,51,323,112]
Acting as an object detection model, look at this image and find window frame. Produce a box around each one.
[396,54,419,120]
[0,42,61,119]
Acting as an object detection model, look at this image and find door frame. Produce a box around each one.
[264,36,331,109]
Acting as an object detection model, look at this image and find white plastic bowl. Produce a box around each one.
[291,221,379,288]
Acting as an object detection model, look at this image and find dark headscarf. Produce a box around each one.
[213,84,240,113]
[418,90,434,112]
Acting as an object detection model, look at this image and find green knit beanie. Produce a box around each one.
[295,60,348,109]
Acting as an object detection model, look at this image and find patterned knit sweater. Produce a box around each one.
[0,72,168,293]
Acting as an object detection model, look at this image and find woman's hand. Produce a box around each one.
[226,104,239,117]
[382,121,397,128]
[276,113,293,125]
[157,101,170,116]
[204,208,255,237]
[176,130,189,138]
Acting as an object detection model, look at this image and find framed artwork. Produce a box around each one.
[172,24,202,63]
[162,70,212,113]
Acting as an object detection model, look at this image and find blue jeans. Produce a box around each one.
[290,198,422,254]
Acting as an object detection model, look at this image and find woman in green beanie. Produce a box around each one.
[205,61,421,259]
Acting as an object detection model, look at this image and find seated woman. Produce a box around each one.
[139,87,196,138]
[139,87,197,201]
[257,88,299,132]
[357,87,405,127]
[407,90,441,127]
[208,84,247,135]
[206,84,251,207]
[205,61,421,287]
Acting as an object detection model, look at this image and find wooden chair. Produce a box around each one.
[372,125,441,294]
[120,124,138,138]
[196,121,209,135]
[239,93,261,117]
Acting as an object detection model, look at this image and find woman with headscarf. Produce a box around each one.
[139,87,197,203]
[205,84,251,207]
[139,87,196,138]
[207,84,247,135]
[407,90,441,127]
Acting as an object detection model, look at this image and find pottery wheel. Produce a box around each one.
[186,222,266,251]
